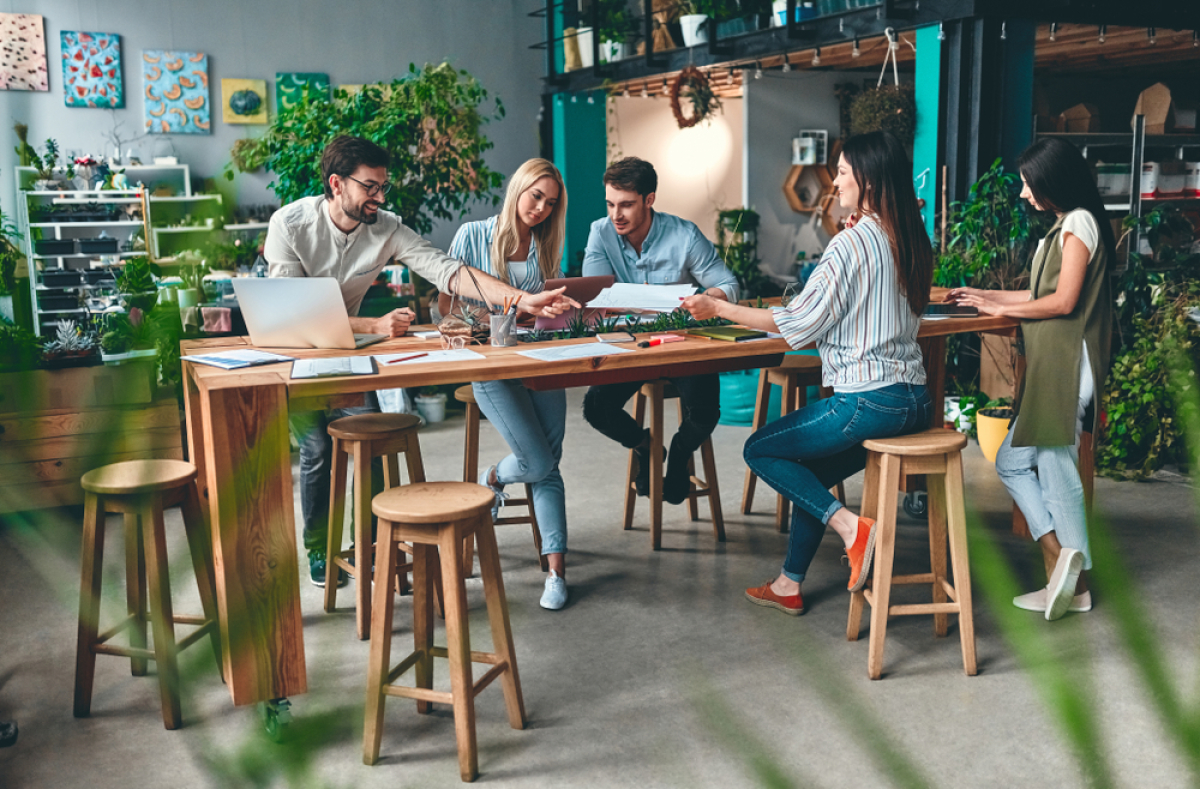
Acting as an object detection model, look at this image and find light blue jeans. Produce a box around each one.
[995,345,1094,570]
[472,380,568,555]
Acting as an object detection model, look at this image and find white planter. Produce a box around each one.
[576,26,595,68]
[101,347,157,365]
[679,14,709,46]
[0,295,13,323]
[600,40,633,63]
[415,393,447,424]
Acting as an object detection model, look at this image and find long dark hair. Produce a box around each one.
[842,131,932,315]
[1017,138,1116,262]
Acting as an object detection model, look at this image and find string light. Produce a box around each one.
[570,93,577,103]
[587,92,595,104]
[937,22,946,41]
[1048,22,1058,42]
[622,85,630,97]
[754,61,763,79]
[1148,27,1157,45]
[811,47,821,66]
[1000,22,1006,41]
[852,37,861,58]
[1194,30,1199,48]
[1098,25,1107,44]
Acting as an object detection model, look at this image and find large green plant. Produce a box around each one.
[0,172,20,297]
[716,207,777,299]
[230,62,505,237]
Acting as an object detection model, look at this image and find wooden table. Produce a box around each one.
[181,314,1017,706]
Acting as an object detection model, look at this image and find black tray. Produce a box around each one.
[40,293,83,311]
[41,270,82,287]
[82,269,117,285]
[78,238,119,253]
[33,239,76,255]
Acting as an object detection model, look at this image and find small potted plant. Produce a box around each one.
[116,256,162,314]
[597,0,640,62]
[32,139,63,190]
[975,398,1014,464]
[176,258,208,308]
[414,385,448,424]
[99,309,159,364]
[41,319,100,368]
[678,0,711,46]
[0,317,42,372]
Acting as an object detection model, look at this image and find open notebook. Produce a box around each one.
[291,356,377,379]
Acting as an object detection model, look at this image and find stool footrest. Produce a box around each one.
[494,516,534,527]
[429,646,501,665]
[472,662,509,697]
[940,578,958,602]
[384,685,454,704]
[890,572,935,585]
[175,622,216,651]
[386,651,425,686]
[94,643,155,660]
[888,602,961,617]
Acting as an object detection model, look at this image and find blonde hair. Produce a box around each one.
[492,158,567,284]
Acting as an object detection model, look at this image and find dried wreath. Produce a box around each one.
[670,65,722,129]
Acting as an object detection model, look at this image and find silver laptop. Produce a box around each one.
[231,277,386,350]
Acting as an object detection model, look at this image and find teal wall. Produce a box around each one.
[913,24,941,240]
[1001,20,1036,169]
[552,95,607,274]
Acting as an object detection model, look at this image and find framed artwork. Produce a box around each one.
[276,72,329,113]
[221,78,267,124]
[0,13,48,91]
[143,50,210,134]
[61,31,123,108]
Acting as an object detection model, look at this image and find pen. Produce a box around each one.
[384,352,428,365]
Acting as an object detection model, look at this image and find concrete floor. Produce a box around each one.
[1,387,1196,788]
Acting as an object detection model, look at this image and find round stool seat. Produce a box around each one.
[776,354,823,373]
[862,428,967,456]
[372,482,494,524]
[640,379,680,399]
[81,459,197,495]
[454,385,476,405]
[327,412,422,441]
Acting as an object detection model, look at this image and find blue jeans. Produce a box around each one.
[289,392,383,553]
[744,383,932,582]
[472,380,568,555]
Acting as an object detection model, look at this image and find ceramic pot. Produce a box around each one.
[679,14,708,46]
[976,407,1013,464]
[576,26,595,68]
[415,393,447,424]
[600,40,632,62]
[176,288,201,308]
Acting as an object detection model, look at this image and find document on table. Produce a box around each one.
[374,349,487,365]
[291,356,377,379]
[412,330,442,340]
[186,350,296,369]
[518,344,635,362]
[586,283,698,312]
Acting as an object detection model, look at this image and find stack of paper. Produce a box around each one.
[518,344,634,362]
[186,350,295,369]
[586,283,698,312]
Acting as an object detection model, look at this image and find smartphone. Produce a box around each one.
[596,331,636,343]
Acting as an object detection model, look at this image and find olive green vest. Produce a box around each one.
[1012,212,1112,447]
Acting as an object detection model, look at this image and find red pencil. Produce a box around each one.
[384,352,428,365]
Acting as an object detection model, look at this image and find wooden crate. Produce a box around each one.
[0,386,183,513]
[0,363,155,414]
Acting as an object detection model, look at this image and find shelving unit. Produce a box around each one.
[1038,116,1200,264]
[14,164,222,335]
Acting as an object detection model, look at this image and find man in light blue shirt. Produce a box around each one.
[581,157,738,505]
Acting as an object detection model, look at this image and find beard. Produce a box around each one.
[344,198,380,225]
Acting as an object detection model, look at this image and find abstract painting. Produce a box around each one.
[0,13,48,91]
[276,72,329,113]
[143,50,210,134]
[61,31,123,108]
[221,78,267,124]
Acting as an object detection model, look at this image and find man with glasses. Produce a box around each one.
[266,134,577,586]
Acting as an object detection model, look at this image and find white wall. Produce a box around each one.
[608,96,744,244]
[743,70,861,281]
[0,0,545,250]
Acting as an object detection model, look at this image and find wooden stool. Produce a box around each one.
[846,428,977,680]
[622,380,725,550]
[326,412,426,640]
[454,385,546,574]
[74,460,222,730]
[741,355,845,532]
[364,482,526,782]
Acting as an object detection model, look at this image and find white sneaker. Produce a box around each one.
[540,570,568,610]
[1013,587,1092,613]
[1046,549,1085,621]
[478,466,507,520]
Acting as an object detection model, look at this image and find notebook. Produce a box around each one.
[688,326,768,342]
[291,356,378,379]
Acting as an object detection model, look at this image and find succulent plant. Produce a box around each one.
[43,319,99,357]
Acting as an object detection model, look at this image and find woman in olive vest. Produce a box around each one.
[950,138,1113,621]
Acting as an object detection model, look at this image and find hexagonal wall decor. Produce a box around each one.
[783,164,835,214]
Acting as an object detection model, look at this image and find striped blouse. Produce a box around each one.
[448,216,546,306]
[772,216,925,392]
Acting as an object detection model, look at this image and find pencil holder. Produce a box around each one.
[490,314,517,347]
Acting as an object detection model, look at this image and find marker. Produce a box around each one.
[636,336,686,348]
[384,352,428,365]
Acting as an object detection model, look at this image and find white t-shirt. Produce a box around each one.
[1034,208,1100,262]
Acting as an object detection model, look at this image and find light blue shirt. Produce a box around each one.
[581,211,739,302]
[448,215,545,307]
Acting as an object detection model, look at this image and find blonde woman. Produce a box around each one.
[448,158,572,609]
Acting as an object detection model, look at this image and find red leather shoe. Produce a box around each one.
[745,580,805,615]
[846,518,877,592]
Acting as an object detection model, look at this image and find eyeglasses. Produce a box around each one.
[346,175,393,198]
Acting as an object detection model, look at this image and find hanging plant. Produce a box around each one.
[670,66,722,129]
[849,85,916,146]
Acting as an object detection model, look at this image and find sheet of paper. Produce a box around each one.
[292,356,376,378]
[374,349,487,365]
[585,283,698,312]
[412,330,442,340]
[186,349,295,369]
[517,344,635,362]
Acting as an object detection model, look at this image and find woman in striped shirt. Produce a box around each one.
[682,131,933,615]
[447,158,573,610]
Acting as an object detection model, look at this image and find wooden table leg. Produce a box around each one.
[198,374,306,705]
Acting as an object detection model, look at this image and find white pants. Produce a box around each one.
[995,344,1094,570]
